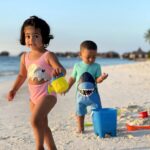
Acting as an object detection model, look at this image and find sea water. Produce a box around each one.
[0,56,134,82]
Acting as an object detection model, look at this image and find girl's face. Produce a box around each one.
[24,26,44,50]
[80,48,97,64]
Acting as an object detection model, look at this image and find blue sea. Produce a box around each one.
[0,56,135,82]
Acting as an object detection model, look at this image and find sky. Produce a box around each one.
[0,0,150,55]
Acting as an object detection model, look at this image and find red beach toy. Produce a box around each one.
[126,111,150,131]
[139,111,148,118]
[126,124,150,131]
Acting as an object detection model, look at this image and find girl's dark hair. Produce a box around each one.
[20,16,53,47]
[80,40,97,51]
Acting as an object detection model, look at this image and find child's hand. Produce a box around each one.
[60,88,69,96]
[96,73,108,83]
[60,92,66,96]
[101,73,108,80]
[52,68,63,77]
[7,90,16,101]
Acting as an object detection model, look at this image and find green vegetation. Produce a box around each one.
[147,51,150,58]
[145,29,150,59]
[145,29,150,44]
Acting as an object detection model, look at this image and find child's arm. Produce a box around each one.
[96,73,108,83]
[47,52,66,76]
[63,77,75,94]
[68,77,76,92]
[7,53,27,101]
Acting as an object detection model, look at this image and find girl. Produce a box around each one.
[7,16,65,150]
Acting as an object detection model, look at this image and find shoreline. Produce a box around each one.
[0,57,137,83]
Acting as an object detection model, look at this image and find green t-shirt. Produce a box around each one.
[71,61,102,87]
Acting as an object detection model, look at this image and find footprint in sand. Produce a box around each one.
[0,136,10,140]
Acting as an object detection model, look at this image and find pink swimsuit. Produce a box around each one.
[25,51,56,104]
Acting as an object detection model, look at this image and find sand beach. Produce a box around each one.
[0,61,150,150]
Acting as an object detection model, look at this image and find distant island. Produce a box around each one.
[0,51,9,56]
[0,47,150,60]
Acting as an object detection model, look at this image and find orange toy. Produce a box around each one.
[126,124,150,131]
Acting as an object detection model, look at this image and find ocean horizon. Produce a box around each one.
[0,56,135,82]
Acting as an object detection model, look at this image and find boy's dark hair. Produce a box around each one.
[20,16,53,47]
[80,40,97,51]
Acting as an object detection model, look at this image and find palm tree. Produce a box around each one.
[145,29,150,44]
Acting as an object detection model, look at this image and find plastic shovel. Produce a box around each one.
[126,124,150,131]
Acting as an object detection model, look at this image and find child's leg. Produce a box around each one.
[76,102,87,133]
[30,95,57,150]
[43,117,57,150]
[76,115,85,133]
[30,102,57,150]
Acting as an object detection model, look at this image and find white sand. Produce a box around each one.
[0,61,150,150]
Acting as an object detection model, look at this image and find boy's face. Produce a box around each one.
[80,48,97,64]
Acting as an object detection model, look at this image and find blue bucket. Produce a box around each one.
[92,108,117,138]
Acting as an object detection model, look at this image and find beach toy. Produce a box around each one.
[139,111,148,118]
[126,123,150,131]
[48,73,69,93]
[92,108,117,138]
[84,122,93,127]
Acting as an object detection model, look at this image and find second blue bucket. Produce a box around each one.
[92,108,117,138]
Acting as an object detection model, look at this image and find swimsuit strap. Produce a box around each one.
[42,51,50,60]
[25,51,50,64]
